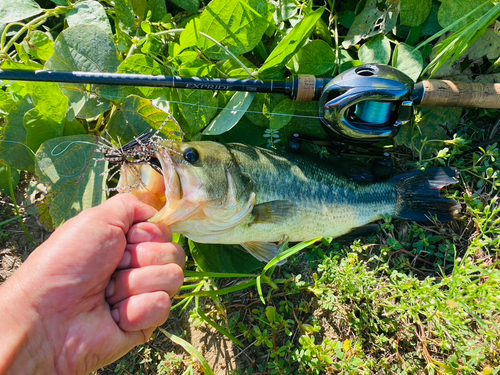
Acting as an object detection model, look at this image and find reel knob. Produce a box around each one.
[319,64,415,143]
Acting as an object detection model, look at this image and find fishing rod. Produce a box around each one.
[1,64,499,144]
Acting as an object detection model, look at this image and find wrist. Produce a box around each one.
[0,268,55,375]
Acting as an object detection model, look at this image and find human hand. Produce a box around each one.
[0,194,185,375]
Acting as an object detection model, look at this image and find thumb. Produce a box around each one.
[85,193,158,234]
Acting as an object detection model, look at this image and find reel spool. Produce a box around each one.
[318,64,416,143]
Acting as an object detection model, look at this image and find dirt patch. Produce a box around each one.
[0,180,52,284]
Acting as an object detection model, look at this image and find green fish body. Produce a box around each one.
[118,141,459,262]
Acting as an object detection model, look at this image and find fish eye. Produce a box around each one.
[183,148,199,164]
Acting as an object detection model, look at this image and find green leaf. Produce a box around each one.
[0,164,20,196]
[392,43,423,82]
[189,241,264,273]
[400,0,432,27]
[0,96,36,171]
[63,118,87,136]
[358,35,392,65]
[202,91,255,135]
[178,90,218,137]
[203,116,266,146]
[47,25,120,73]
[107,95,183,144]
[16,81,68,153]
[438,0,493,30]
[259,7,325,75]
[47,25,120,119]
[24,108,65,153]
[170,0,200,13]
[286,39,336,75]
[395,107,462,157]
[199,0,270,60]
[66,0,113,36]
[0,0,42,24]
[276,0,298,22]
[343,0,398,48]
[465,27,500,61]
[269,98,294,130]
[22,30,55,61]
[179,18,201,51]
[130,0,147,20]
[114,0,135,29]
[159,329,215,375]
[35,135,108,228]
[147,0,168,22]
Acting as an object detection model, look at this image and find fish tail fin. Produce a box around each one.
[391,167,461,222]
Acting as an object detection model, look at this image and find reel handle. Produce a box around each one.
[414,80,500,109]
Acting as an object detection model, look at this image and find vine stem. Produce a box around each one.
[1,6,70,53]
[6,167,36,246]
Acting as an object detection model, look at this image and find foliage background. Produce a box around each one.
[0,0,499,374]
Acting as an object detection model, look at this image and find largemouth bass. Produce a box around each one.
[117,140,460,263]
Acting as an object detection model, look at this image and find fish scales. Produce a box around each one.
[223,144,397,242]
[117,140,459,263]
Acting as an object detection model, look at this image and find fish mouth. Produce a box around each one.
[145,148,201,225]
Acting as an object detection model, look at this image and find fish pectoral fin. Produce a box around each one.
[240,241,287,265]
[251,200,296,224]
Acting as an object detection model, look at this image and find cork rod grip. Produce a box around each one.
[418,80,500,109]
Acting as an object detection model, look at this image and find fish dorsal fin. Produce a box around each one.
[251,200,296,224]
[240,241,286,265]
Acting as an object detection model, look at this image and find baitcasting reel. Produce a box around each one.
[318,64,415,143]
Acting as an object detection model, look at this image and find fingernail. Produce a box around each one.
[105,279,115,298]
[118,251,131,268]
[133,227,154,242]
[111,308,120,323]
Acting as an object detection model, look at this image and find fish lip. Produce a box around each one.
[156,147,182,201]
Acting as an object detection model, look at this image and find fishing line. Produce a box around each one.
[0,139,106,179]
[62,86,324,120]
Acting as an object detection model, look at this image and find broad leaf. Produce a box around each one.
[343,0,398,48]
[358,35,392,65]
[107,95,183,144]
[22,31,54,61]
[178,90,218,137]
[66,0,113,36]
[393,43,423,82]
[400,0,432,27]
[46,25,120,119]
[0,0,42,24]
[16,81,68,152]
[395,107,462,157]
[35,135,108,228]
[276,0,298,22]
[438,0,493,30]
[259,7,325,75]
[0,96,36,171]
[199,0,270,60]
[180,18,201,51]
[170,0,200,13]
[286,39,336,75]
[204,116,267,146]
[114,0,135,29]
[203,91,255,135]
[466,27,500,61]
[147,0,168,22]
[189,241,264,273]
[270,98,294,130]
